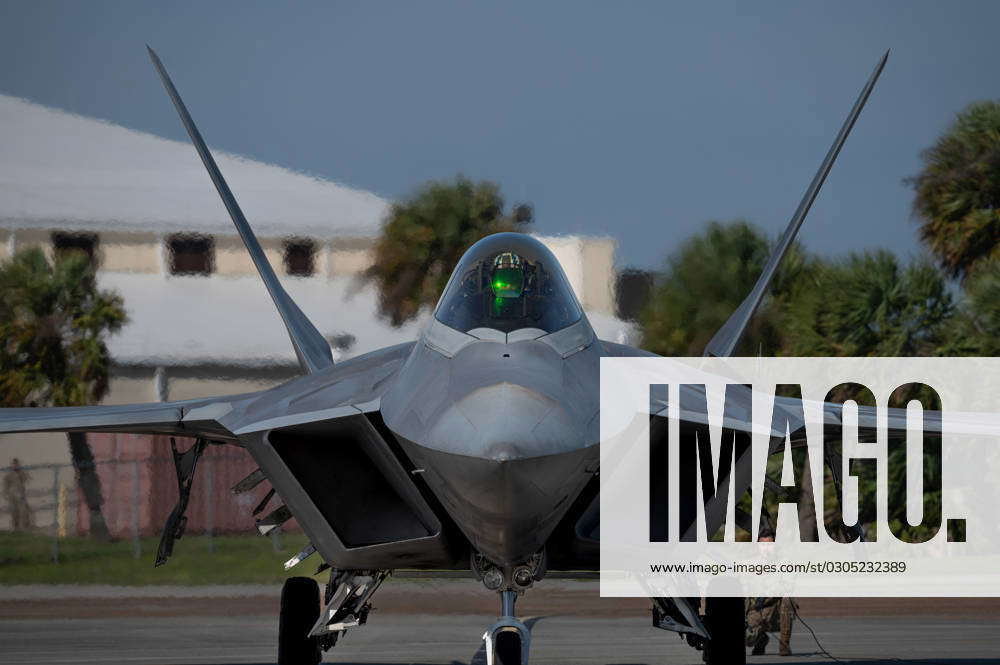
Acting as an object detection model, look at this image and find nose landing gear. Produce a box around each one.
[483,590,530,665]
[474,550,544,665]
[483,589,531,665]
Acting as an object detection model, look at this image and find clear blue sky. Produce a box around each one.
[1,1,998,269]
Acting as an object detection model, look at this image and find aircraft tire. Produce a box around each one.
[703,596,746,665]
[278,576,322,665]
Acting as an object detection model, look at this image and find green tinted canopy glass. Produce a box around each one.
[434,233,583,334]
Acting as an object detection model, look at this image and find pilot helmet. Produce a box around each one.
[490,252,525,298]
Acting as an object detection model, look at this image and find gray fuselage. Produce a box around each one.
[380,233,603,567]
[381,323,602,567]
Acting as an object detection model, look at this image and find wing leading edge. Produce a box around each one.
[0,396,241,441]
[0,342,420,441]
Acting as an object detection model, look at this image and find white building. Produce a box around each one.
[0,93,630,467]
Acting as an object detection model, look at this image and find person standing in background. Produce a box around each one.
[745,530,795,656]
[3,458,33,530]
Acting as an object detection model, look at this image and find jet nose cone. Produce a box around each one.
[401,382,598,566]
[380,338,601,566]
[402,437,598,566]
[426,382,584,460]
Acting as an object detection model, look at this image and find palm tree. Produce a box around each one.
[908,100,1000,279]
[950,256,1000,355]
[0,248,127,540]
[366,176,532,326]
[782,250,955,358]
[638,220,811,356]
[782,251,956,543]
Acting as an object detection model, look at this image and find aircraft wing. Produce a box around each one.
[0,341,460,570]
[559,372,947,563]
[0,338,420,441]
[0,396,244,441]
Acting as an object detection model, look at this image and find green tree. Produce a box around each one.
[908,100,1000,279]
[782,250,955,358]
[366,176,532,326]
[0,248,127,540]
[783,250,953,543]
[638,220,811,356]
[950,257,1000,355]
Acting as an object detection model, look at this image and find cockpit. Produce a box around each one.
[433,233,583,335]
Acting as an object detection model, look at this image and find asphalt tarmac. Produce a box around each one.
[2,613,999,664]
[0,584,997,665]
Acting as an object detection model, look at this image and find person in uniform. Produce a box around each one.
[3,458,33,530]
[745,530,795,656]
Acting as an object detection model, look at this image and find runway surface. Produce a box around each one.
[2,613,999,664]
[1,583,997,664]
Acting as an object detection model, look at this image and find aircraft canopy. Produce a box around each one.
[434,233,583,335]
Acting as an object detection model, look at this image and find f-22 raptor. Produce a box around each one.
[0,47,889,665]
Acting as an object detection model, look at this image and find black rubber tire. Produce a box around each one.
[703,596,746,665]
[278,576,322,665]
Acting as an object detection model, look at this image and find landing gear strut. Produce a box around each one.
[483,590,530,665]
[475,550,543,665]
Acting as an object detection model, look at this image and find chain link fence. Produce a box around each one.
[1,435,292,564]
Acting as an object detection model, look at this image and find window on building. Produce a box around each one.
[167,234,214,275]
[52,232,99,267]
[283,238,316,277]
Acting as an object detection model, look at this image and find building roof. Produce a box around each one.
[99,273,416,367]
[98,272,635,368]
[0,94,388,238]
[0,95,636,367]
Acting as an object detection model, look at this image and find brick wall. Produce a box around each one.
[78,433,297,537]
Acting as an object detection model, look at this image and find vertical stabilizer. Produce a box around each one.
[147,46,334,374]
[703,50,889,358]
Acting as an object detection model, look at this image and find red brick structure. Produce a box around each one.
[78,433,296,538]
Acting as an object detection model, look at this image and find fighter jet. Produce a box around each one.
[0,48,889,665]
